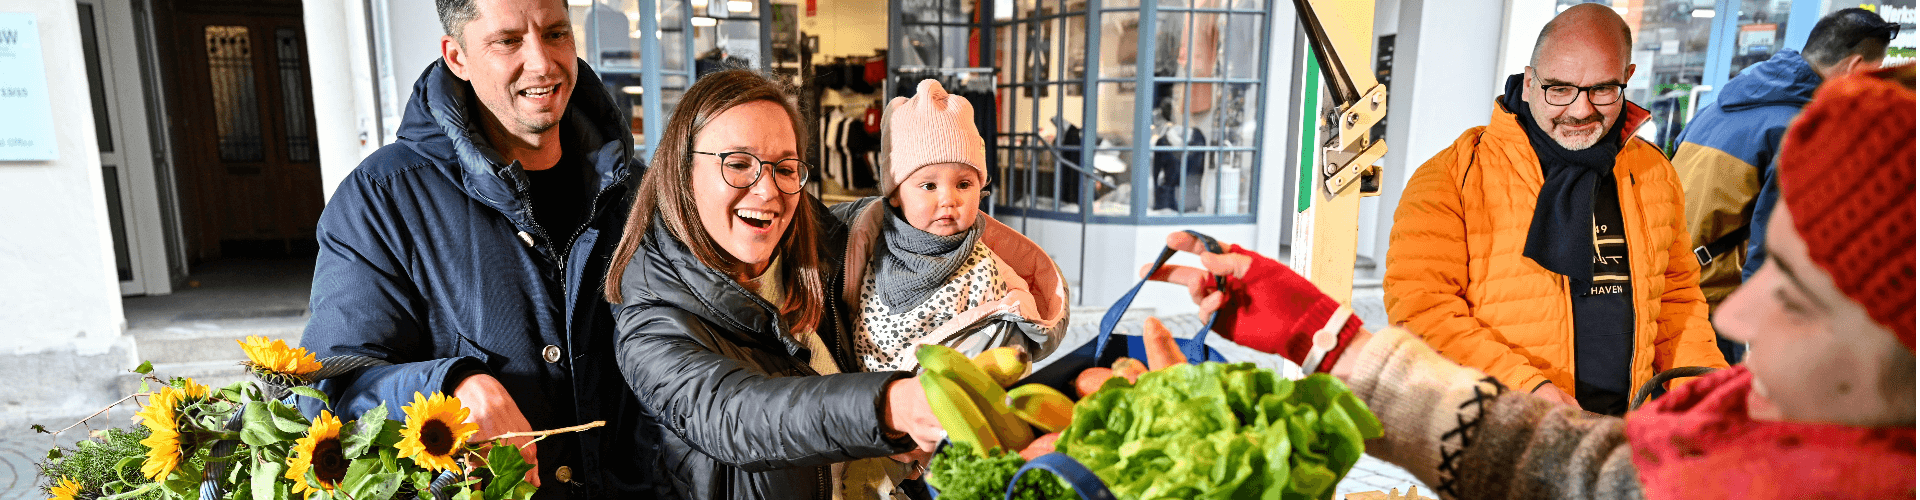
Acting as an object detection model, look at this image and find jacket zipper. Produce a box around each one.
[1621,170,1649,392]
[1564,275,1575,393]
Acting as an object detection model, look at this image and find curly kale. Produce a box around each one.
[926,442,1075,500]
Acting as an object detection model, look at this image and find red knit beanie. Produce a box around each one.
[1776,64,1916,352]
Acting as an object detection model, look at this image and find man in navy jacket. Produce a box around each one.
[299,0,652,496]
[1673,7,1893,363]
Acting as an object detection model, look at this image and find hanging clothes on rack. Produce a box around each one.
[894,67,999,188]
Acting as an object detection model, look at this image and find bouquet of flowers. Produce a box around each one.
[35,337,592,500]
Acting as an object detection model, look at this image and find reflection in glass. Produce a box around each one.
[1091,149,1131,215]
[1095,82,1135,148]
[1224,13,1262,79]
[206,25,263,162]
[1100,12,1139,79]
[1155,12,1189,79]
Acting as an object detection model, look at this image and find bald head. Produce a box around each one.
[1530,3,1633,68]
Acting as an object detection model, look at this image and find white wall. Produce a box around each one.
[0,0,123,346]
[801,0,887,58]
[0,0,139,423]
[1495,0,1558,96]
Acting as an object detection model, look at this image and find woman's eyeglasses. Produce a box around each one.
[693,151,811,195]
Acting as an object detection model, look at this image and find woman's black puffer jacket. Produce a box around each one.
[613,205,916,499]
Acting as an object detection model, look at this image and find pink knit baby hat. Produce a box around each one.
[881,79,988,196]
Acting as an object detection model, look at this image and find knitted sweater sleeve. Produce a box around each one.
[1346,327,1646,500]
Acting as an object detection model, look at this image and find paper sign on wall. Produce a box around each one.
[0,12,56,161]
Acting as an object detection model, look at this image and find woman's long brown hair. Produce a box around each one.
[603,70,823,333]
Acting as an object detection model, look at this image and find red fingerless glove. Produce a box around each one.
[1212,244,1363,373]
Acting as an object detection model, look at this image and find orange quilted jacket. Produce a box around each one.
[1384,100,1728,397]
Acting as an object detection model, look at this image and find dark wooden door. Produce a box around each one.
[155,0,321,260]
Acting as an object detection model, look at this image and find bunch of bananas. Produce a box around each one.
[915,345,1076,457]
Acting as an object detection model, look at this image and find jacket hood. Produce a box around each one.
[395,59,634,237]
[1716,49,1820,112]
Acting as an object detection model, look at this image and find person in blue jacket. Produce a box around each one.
[1673,7,1895,363]
[298,0,654,496]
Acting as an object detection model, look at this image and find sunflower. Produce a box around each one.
[286,410,348,499]
[47,476,83,500]
[397,392,478,472]
[133,379,209,480]
[238,335,322,382]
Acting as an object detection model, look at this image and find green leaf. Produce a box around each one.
[31,423,49,434]
[353,472,404,500]
[133,360,154,375]
[268,401,311,434]
[139,378,150,394]
[483,443,536,499]
[252,459,287,500]
[242,402,298,446]
[342,404,389,459]
[45,447,61,459]
[289,386,331,408]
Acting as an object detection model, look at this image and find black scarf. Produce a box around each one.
[1502,73,1624,285]
[875,207,983,311]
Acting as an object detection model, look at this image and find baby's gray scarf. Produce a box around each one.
[875,208,983,311]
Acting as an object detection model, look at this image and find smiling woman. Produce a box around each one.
[601,69,946,499]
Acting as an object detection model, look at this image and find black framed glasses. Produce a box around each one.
[1539,83,1626,106]
[693,151,811,195]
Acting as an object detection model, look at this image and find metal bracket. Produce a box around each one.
[1320,83,1389,197]
[1335,84,1389,151]
[1322,139,1387,197]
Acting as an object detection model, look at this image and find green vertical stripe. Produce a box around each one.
[1296,54,1321,213]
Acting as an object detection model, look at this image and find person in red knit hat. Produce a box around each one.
[1141,64,1915,499]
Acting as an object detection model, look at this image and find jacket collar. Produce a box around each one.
[1487,97,1653,184]
[622,202,850,359]
[1625,367,1916,500]
[395,59,634,238]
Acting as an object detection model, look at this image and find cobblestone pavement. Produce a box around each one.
[1,413,106,499]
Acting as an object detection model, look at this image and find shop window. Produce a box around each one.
[574,0,773,162]
[995,0,1269,224]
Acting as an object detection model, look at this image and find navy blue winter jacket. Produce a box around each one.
[300,59,653,497]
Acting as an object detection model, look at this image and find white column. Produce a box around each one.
[305,0,383,201]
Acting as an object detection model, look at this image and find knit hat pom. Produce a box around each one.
[1777,64,1916,352]
[881,79,988,196]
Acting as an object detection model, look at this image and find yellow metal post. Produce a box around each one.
[1288,0,1388,305]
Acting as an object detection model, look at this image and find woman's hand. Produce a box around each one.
[883,377,944,453]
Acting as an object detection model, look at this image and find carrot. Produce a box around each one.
[1075,367,1115,398]
[1020,432,1062,461]
[1142,317,1188,371]
[1111,357,1148,383]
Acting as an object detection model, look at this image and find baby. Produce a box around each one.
[832,79,1069,374]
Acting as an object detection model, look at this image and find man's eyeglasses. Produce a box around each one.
[1539,83,1626,106]
[693,151,811,195]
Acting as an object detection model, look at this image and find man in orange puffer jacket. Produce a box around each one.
[1384,4,1726,416]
